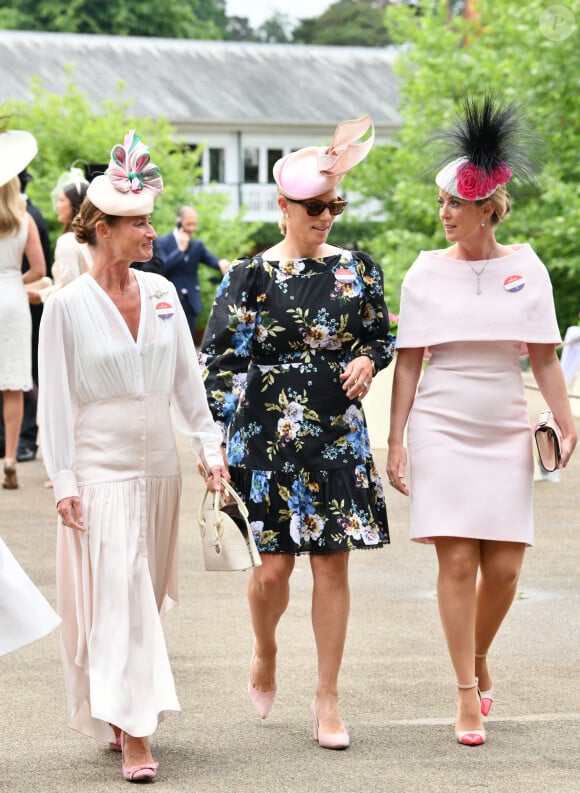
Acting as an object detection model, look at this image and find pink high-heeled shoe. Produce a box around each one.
[247,652,276,719]
[455,682,486,746]
[120,732,158,782]
[475,653,494,716]
[310,697,349,750]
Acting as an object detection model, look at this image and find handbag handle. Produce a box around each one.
[198,478,249,537]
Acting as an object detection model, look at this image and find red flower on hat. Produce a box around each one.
[456,162,494,200]
[456,161,512,200]
[491,162,513,186]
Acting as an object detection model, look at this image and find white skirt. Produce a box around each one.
[0,537,60,655]
[58,394,182,741]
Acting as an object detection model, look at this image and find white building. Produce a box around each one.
[0,31,401,221]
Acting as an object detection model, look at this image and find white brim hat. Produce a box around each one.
[0,130,38,188]
[87,130,163,216]
[273,115,375,200]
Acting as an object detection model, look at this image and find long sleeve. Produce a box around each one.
[349,250,394,373]
[38,294,80,503]
[198,258,260,439]
[168,287,224,470]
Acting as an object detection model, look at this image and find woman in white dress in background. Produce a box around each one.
[38,131,228,783]
[387,98,576,746]
[0,128,46,489]
[0,126,60,650]
[28,165,92,306]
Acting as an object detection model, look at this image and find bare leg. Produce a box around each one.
[248,553,295,690]
[3,390,23,461]
[434,537,483,734]
[475,541,526,691]
[310,551,350,733]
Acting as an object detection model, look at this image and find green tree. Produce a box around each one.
[351,0,580,332]
[257,12,294,43]
[225,16,258,41]
[293,0,394,46]
[4,72,258,328]
[0,0,224,38]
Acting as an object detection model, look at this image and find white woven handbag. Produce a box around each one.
[198,478,262,571]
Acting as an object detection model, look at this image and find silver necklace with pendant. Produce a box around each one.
[465,245,497,295]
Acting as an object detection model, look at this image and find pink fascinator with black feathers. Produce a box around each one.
[434,96,541,201]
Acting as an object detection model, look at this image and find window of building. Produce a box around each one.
[209,148,225,183]
[267,149,283,183]
[243,147,260,183]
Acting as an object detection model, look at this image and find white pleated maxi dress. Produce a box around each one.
[38,270,223,742]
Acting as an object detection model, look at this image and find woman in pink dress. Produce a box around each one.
[387,97,577,746]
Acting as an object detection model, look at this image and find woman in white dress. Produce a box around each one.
[0,127,59,651]
[0,129,46,489]
[38,131,228,782]
[28,166,92,306]
[387,98,577,746]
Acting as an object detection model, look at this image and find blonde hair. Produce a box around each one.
[477,184,511,226]
[0,176,26,237]
[72,197,120,246]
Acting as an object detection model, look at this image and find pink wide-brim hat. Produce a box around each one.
[273,114,375,200]
[0,130,38,189]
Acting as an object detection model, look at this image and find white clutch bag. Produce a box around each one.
[198,478,262,572]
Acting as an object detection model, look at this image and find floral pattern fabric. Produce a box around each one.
[200,248,394,555]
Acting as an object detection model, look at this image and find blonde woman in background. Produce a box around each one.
[0,128,46,489]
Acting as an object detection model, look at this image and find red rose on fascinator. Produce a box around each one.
[455,162,496,200]
[108,129,163,197]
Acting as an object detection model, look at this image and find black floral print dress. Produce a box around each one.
[199,247,394,555]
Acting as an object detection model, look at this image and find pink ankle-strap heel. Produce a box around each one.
[455,681,486,746]
[475,653,494,716]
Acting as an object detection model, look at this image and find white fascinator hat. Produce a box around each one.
[87,130,163,216]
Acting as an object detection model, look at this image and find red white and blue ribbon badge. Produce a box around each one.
[503,274,526,293]
[155,301,174,319]
[334,268,356,284]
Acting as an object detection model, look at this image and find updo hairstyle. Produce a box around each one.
[477,184,511,226]
[72,199,120,246]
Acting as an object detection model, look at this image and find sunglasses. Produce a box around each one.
[287,198,348,216]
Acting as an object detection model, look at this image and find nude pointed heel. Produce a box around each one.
[310,697,350,750]
[247,652,276,719]
[475,653,494,716]
[455,681,486,746]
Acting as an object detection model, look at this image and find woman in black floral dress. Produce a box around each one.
[200,116,393,749]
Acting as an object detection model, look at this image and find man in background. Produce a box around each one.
[157,205,229,340]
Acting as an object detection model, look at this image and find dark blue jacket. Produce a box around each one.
[157,231,220,315]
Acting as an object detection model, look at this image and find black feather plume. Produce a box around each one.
[434,95,542,188]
